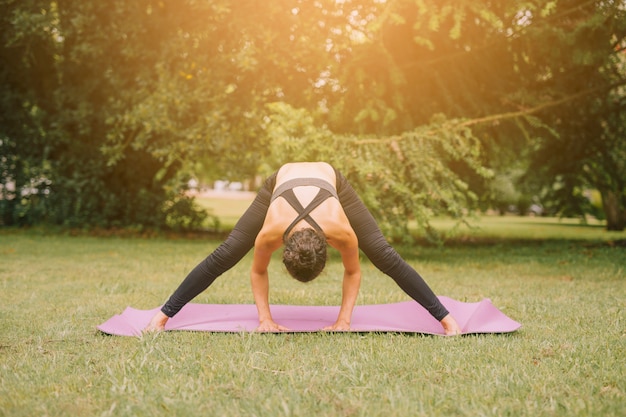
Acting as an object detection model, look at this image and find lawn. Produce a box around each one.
[0,215,624,416]
[194,193,256,229]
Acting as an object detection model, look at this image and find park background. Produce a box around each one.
[1,1,625,416]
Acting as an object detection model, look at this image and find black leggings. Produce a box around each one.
[161,170,449,321]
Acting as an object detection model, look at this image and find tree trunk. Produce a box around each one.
[601,190,626,231]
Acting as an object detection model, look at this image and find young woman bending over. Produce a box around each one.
[146,162,460,334]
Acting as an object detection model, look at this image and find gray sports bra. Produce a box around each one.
[270,178,338,240]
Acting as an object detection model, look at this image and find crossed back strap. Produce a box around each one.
[280,188,334,241]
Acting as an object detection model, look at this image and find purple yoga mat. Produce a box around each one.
[97,296,521,336]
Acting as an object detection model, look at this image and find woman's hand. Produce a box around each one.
[256,319,290,332]
[144,311,169,332]
[440,314,462,336]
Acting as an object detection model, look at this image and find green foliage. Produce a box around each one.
[0,0,57,226]
[264,103,491,241]
[0,0,247,229]
[1,0,625,233]
[163,194,209,232]
[513,0,626,229]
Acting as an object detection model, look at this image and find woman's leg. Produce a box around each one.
[160,173,277,317]
[334,169,449,321]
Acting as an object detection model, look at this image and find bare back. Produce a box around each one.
[255,162,356,251]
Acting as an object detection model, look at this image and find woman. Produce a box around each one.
[146,162,461,334]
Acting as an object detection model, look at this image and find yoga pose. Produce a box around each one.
[146,162,461,334]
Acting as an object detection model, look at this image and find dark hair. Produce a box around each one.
[282,228,327,283]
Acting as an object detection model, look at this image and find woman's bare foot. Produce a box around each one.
[440,314,461,336]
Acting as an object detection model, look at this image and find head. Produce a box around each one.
[282,228,327,283]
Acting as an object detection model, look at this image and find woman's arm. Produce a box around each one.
[250,232,289,332]
[325,234,361,331]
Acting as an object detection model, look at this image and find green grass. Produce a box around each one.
[194,195,255,228]
[1,217,624,417]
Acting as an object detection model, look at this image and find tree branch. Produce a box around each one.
[355,80,626,145]
[457,80,626,128]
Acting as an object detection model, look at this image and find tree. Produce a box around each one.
[1,0,213,228]
[518,0,626,230]
[0,0,58,225]
[325,0,626,230]
[2,0,624,234]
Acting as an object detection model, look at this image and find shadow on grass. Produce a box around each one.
[384,236,626,266]
[408,236,624,249]
[513,221,606,229]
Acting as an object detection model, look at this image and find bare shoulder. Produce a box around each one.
[255,205,287,250]
[324,212,358,250]
[255,226,283,253]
